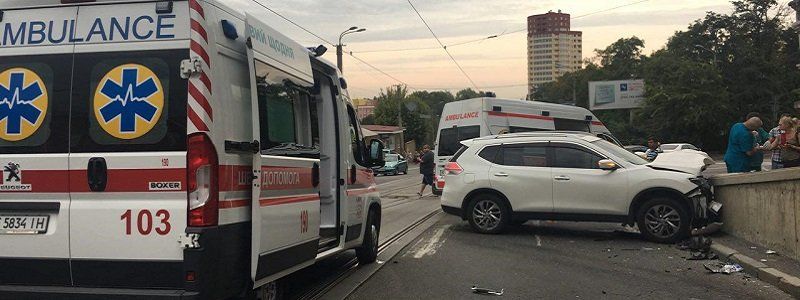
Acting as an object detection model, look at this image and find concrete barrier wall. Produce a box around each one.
[711,169,800,261]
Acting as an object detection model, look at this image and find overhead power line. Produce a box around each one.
[350,0,652,54]
[406,0,479,90]
[252,1,414,89]
[348,53,415,89]
[252,0,336,46]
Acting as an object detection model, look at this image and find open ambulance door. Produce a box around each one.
[246,14,321,287]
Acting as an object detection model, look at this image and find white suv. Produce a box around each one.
[440,132,715,243]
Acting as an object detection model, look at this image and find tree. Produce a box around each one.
[455,88,484,100]
[372,85,433,146]
[360,114,376,125]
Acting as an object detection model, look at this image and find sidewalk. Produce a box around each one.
[710,233,800,297]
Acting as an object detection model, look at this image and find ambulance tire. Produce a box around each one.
[356,210,380,264]
[254,280,283,300]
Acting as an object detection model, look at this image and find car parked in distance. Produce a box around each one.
[440,132,717,243]
[660,143,711,159]
[374,153,408,176]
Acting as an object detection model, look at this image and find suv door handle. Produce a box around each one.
[554,175,570,181]
[493,172,509,177]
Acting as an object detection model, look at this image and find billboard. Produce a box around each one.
[589,79,645,110]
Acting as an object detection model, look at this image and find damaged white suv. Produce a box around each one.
[440,132,716,243]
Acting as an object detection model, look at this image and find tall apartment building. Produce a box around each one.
[527,10,582,98]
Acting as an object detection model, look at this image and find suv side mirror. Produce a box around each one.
[367,139,385,167]
[598,159,619,171]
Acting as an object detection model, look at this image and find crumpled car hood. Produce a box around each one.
[647,151,715,175]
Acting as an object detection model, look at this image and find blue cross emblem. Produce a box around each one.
[98,68,160,133]
[0,72,45,135]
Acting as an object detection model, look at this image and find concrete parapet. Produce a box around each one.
[711,168,800,261]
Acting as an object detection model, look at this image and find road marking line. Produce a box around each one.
[411,225,450,259]
[535,235,542,247]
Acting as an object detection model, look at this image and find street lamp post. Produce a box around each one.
[336,27,366,72]
[693,44,717,67]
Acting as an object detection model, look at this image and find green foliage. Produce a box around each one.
[360,114,376,125]
[373,85,433,146]
[535,0,800,150]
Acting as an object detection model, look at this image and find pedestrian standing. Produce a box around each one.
[765,115,791,170]
[645,137,662,161]
[779,118,800,168]
[746,112,770,172]
[417,145,435,198]
[724,117,763,173]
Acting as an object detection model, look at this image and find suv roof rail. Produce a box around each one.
[472,131,594,141]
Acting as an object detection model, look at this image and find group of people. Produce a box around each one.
[724,112,800,173]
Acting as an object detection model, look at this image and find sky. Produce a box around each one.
[233,0,740,99]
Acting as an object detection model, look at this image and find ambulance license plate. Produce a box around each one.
[0,216,49,234]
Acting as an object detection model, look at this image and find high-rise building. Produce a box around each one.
[527,10,582,99]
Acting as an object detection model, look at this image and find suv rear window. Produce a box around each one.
[478,145,500,163]
[70,50,188,153]
[0,55,71,154]
[437,125,480,156]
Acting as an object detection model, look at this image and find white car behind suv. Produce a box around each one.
[440,132,716,243]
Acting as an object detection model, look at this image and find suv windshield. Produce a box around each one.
[385,154,399,162]
[592,139,649,165]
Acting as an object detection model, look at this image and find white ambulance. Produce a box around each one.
[0,0,385,299]
[433,97,617,195]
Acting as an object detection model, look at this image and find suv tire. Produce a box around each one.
[636,197,690,243]
[356,210,379,264]
[466,194,510,234]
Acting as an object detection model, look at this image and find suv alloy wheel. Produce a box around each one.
[636,197,690,243]
[466,194,510,234]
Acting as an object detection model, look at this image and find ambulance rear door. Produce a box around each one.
[246,14,321,286]
[66,2,191,288]
[0,6,77,287]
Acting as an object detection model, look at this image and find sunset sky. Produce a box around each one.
[236,0,745,99]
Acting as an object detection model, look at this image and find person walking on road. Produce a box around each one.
[417,145,435,198]
[724,116,763,173]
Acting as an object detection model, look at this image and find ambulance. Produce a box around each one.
[433,97,618,195]
[0,0,385,299]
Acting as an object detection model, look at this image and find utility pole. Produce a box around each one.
[336,27,366,72]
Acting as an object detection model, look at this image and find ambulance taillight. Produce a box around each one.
[187,133,219,226]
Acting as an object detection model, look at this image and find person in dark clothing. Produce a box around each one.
[417,145,435,198]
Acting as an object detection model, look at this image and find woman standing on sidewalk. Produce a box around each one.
[768,116,800,168]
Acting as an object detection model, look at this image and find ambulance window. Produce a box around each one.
[254,60,318,157]
[70,50,188,152]
[437,125,480,156]
[346,105,364,163]
[553,118,590,132]
[0,55,71,154]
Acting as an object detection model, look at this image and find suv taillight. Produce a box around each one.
[187,133,219,227]
[444,162,463,175]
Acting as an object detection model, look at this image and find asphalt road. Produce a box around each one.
[350,217,791,300]
[281,166,437,299]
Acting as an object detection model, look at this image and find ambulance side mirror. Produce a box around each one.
[368,139,385,167]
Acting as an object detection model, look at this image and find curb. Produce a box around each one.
[710,243,800,298]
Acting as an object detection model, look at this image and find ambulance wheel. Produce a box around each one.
[356,210,380,264]
[255,280,283,300]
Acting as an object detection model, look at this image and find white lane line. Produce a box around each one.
[411,225,450,259]
[535,235,542,247]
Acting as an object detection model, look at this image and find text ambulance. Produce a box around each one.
[0,1,385,299]
[433,97,617,195]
